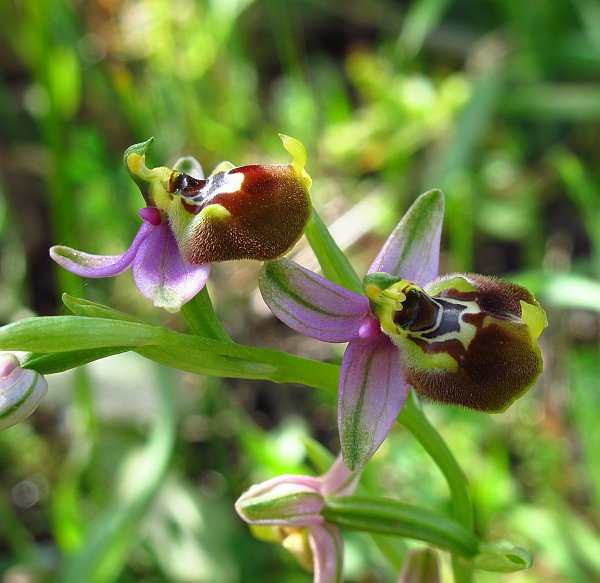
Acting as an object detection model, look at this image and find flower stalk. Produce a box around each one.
[321,496,479,557]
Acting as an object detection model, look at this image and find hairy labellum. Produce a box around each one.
[364,273,547,412]
[167,163,311,264]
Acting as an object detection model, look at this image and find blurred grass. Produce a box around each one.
[0,0,599,581]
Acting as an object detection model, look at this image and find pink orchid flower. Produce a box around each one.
[51,136,311,312]
[259,190,546,470]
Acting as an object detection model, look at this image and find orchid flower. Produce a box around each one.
[235,455,359,583]
[259,190,547,470]
[0,353,48,431]
[51,135,312,312]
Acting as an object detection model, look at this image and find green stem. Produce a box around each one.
[398,394,473,529]
[181,287,231,341]
[452,547,474,582]
[7,315,340,394]
[398,392,474,582]
[323,496,479,558]
[134,336,340,393]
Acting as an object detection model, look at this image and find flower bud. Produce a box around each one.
[235,457,349,583]
[235,475,325,527]
[463,539,532,573]
[0,354,48,430]
[364,272,547,412]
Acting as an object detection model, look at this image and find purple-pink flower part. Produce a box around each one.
[50,209,210,312]
[1,353,48,431]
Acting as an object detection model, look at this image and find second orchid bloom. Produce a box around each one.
[50,135,312,311]
[259,190,547,471]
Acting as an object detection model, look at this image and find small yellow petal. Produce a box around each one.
[279,134,312,191]
[520,299,547,342]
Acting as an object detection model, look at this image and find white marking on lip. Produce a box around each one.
[185,171,245,206]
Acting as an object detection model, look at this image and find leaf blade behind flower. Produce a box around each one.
[304,207,363,294]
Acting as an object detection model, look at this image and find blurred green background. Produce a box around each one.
[1,0,599,581]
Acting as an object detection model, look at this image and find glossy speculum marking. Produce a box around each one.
[169,167,246,215]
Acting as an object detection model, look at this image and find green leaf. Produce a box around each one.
[304,207,363,294]
[1,312,339,393]
[0,316,161,352]
[62,294,144,323]
[180,287,232,341]
[21,347,132,374]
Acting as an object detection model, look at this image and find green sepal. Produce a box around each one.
[123,138,155,204]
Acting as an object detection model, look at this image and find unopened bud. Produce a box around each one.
[235,475,324,527]
[0,354,48,430]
